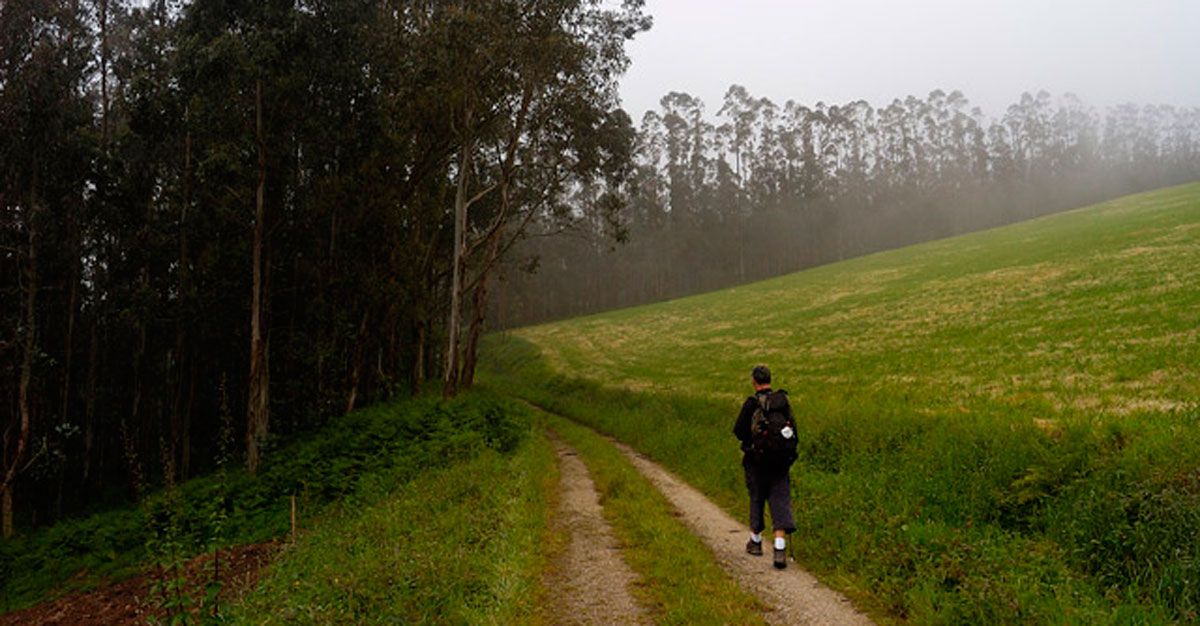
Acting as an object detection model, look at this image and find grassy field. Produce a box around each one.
[482,182,1200,623]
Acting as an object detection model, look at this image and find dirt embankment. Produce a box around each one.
[0,541,278,626]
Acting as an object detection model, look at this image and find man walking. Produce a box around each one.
[733,364,798,569]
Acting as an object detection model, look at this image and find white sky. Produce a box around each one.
[618,0,1200,120]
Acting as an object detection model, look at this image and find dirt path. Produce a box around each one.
[545,437,651,626]
[611,440,874,626]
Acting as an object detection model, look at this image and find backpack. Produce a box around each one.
[749,391,798,468]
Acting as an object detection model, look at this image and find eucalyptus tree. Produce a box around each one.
[718,85,757,199]
[1164,106,1199,179]
[658,91,704,222]
[749,97,782,212]
[1003,91,1052,182]
[633,110,669,231]
[0,0,93,537]
[448,0,652,388]
[171,0,265,474]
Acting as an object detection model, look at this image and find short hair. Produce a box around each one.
[751,364,771,385]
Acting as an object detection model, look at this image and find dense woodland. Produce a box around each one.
[499,88,1200,326]
[0,0,649,536]
[2,0,1199,541]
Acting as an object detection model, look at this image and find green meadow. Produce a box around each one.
[481,182,1200,623]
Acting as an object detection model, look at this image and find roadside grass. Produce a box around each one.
[228,426,555,624]
[532,406,767,625]
[0,391,533,615]
[481,182,1200,623]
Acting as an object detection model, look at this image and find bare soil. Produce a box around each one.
[613,440,874,626]
[0,541,279,626]
[544,437,651,626]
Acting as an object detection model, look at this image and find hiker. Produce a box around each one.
[733,364,798,570]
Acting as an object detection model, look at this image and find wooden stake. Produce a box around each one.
[290,494,297,541]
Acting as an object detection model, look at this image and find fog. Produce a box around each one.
[619,0,1200,119]
[501,0,1200,326]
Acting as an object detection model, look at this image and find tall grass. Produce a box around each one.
[481,183,1200,623]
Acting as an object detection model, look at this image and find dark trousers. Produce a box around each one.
[744,462,795,534]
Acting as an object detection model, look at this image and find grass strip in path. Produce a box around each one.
[539,408,768,626]
[227,430,557,624]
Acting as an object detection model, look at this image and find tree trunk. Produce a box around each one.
[181,366,195,478]
[444,134,472,398]
[61,228,78,429]
[83,0,109,492]
[126,300,146,492]
[4,194,38,538]
[173,125,192,477]
[99,0,110,150]
[385,311,399,394]
[2,485,12,540]
[738,217,746,283]
[412,319,426,394]
[82,323,97,482]
[460,231,501,390]
[247,79,270,473]
[345,310,369,414]
[57,206,80,519]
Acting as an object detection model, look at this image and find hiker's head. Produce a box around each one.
[751,364,771,390]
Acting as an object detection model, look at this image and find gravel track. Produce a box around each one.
[611,439,874,626]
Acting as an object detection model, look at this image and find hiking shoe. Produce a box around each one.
[746,539,763,556]
[773,547,787,569]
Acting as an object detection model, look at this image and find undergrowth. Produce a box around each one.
[0,391,530,614]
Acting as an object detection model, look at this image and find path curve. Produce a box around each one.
[612,440,874,626]
[544,437,651,626]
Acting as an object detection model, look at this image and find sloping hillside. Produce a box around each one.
[483,182,1200,623]
[520,183,1198,420]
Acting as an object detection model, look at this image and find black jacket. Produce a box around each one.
[733,388,793,467]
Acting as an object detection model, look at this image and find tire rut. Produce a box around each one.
[544,436,652,626]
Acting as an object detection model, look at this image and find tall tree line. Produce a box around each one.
[500,88,1200,326]
[0,0,648,536]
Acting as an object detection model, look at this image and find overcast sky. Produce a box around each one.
[618,0,1200,121]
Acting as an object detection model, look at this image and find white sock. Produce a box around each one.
[774,537,786,550]
[750,532,762,543]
